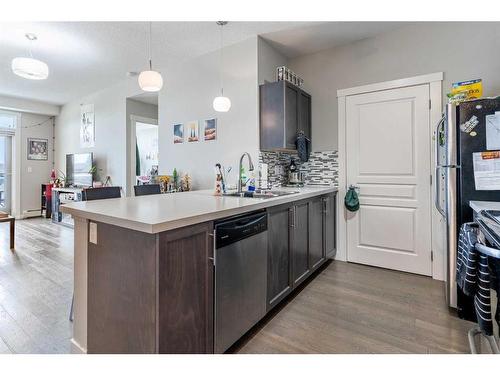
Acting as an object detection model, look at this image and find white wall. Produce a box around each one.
[257,37,288,85]
[289,22,500,151]
[20,113,54,215]
[55,79,145,194]
[159,37,260,189]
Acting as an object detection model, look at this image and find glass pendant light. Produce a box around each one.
[213,21,231,112]
[138,22,163,92]
[11,33,49,80]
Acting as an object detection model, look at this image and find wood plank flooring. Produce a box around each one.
[0,218,474,354]
[231,261,475,354]
[0,218,73,354]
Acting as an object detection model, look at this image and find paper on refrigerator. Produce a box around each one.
[473,151,500,190]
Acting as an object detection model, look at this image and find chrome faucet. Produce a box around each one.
[237,152,254,194]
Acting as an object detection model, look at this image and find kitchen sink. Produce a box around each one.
[223,190,300,199]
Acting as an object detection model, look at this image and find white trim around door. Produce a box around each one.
[337,72,445,280]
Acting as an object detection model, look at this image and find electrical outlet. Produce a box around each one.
[27,167,32,173]
[89,222,97,244]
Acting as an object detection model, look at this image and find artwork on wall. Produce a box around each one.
[27,138,48,161]
[203,118,217,141]
[173,124,184,144]
[186,121,199,142]
[80,104,95,148]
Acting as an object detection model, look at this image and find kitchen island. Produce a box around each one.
[62,186,337,354]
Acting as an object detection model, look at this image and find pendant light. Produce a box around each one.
[138,22,163,92]
[213,21,231,112]
[11,33,49,80]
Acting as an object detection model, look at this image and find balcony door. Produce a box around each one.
[0,111,16,214]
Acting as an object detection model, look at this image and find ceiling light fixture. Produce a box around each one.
[213,21,231,113]
[138,22,163,92]
[11,33,49,80]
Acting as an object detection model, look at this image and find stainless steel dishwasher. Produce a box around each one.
[214,210,268,353]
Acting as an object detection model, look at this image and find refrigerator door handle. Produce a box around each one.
[434,166,446,218]
[434,114,445,167]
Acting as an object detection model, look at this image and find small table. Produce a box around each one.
[0,216,15,250]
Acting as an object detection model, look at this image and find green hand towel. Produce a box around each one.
[344,187,359,212]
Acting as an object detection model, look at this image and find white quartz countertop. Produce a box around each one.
[62,186,338,234]
[470,200,500,213]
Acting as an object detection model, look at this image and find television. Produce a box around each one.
[66,153,93,187]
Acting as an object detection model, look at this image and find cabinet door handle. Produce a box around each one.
[208,230,216,266]
[289,207,295,228]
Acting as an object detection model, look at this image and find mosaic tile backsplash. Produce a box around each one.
[258,150,338,187]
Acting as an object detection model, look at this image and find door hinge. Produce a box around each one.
[430,174,432,185]
[429,99,432,109]
[431,251,434,261]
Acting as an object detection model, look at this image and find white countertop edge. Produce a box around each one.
[63,186,338,234]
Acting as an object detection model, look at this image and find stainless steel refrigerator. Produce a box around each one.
[436,97,500,319]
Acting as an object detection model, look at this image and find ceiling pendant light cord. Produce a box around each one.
[149,22,153,70]
[220,23,224,96]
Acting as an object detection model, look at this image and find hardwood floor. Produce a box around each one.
[0,218,474,354]
[0,218,73,354]
[232,261,475,354]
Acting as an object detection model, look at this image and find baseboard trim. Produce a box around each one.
[70,338,87,354]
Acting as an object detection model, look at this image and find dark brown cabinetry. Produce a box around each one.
[267,192,337,311]
[309,196,325,270]
[323,193,337,259]
[291,201,310,287]
[260,80,312,151]
[267,204,293,309]
[87,192,335,353]
[87,221,214,354]
[158,222,214,354]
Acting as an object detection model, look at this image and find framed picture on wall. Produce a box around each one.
[173,123,184,144]
[203,118,217,141]
[186,120,199,142]
[80,103,95,148]
[27,138,48,161]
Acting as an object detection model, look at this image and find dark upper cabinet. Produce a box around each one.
[260,80,312,151]
[323,193,337,259]
[267,204,293,310]
[309,197,325,270]
[291,201,310,287]
[298,90,312,140]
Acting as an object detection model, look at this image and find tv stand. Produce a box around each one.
[52,187,84,228]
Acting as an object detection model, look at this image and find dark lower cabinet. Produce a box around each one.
[267,192,337,312]
[158,222,214,354]
[309,196,325,270]
[267,204,293,309]
[88,223,158,354]
[87,221,214,354]
[291,201,310,287]
[323,192,337,258]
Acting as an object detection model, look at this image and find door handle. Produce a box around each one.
[434,166,446,218]
[289,207,295,228]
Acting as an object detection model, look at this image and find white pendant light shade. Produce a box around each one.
[213,21,231,113]
[11,57,49,80]
[138,70,163,92]
[213,95,231,112]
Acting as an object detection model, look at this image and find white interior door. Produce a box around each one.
[346,84,432,275]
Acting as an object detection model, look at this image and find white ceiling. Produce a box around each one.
[261,22,405,58]
[0,22,405,106]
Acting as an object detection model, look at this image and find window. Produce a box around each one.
[0,112,17,130]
